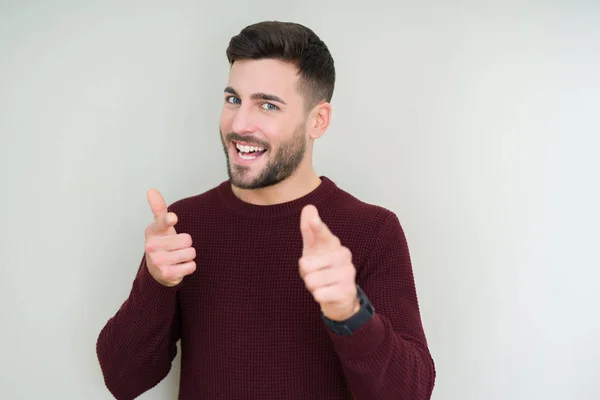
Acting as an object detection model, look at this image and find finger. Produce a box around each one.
[167,260,197,278]
[302,268,343,292]
[146,212,178,236]
[147,188,168,218]
[299,254,330,279]
[148,247,196,267]
[312,284,356,305]
[299,247,351,277]
[300,205,316,250]
[145,233,192,252]
[301,205,338,248]
[160,261,197,285]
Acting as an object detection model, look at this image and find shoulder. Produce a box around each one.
[321,178,405,259]
[326,180,399,229]
[322,180,411,277]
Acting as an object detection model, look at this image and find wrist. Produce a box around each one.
[322,285,375,336]
[137,261,180,309]
[323,298,360,322]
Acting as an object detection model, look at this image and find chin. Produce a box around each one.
[225,161,258,188]
[228,165,288,190]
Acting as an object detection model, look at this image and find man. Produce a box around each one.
[96,21,435,399]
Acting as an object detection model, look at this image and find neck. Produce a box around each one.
[231,168,322,206]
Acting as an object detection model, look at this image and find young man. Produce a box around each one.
[96,21,435,399]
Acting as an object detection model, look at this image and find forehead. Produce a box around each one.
[227,59,301,98]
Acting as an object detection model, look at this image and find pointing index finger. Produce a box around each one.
[147,188,168,218]
[301,205,339,250]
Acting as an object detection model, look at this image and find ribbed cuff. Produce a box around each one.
[135,260,180,310]
[327,312,387,359]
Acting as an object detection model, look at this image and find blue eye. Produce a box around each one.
[261,103,278,111]
[226,96,240,104]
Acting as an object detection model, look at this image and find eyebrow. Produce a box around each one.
[224,86,287,105]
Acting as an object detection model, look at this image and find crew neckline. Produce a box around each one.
[217,176,339,218]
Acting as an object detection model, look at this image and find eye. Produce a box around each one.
[225,96,240,104]
[261,102,278,111]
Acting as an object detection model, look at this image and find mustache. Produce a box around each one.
[225,132,270,149]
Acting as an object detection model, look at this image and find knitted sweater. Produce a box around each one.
[96,176,435,399]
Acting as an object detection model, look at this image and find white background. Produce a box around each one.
[1,1,599,399]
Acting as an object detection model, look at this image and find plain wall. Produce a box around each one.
[1,1,599,399]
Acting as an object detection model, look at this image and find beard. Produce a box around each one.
[220,125,307,190]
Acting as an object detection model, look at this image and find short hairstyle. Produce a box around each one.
[225,21,335,109]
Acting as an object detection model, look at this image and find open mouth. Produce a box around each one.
[234,142,267,161]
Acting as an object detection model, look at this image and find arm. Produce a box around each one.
[96,258,181,400]
[326,213,436,399]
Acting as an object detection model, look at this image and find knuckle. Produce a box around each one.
[332,236,341,247]
[181,233,193,247]
[298,257,308,272]
[144,225,153,237]
[340,246,352,260]
[349,267,356,279]
[145,237,163,252]
[312,288,326,303]
[149,253,164,266]
[161,270,175,282]
[183,261,197,275]
[144,241,155,253]
[303,275,317,291]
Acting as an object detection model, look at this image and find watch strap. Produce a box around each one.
[322,285,375,336]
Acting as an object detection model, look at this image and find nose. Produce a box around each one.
[231,105,257,136]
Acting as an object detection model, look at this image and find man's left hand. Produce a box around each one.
[299,204,360,322]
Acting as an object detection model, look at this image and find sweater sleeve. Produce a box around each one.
[96,257,182,400]
[326,213,436,399]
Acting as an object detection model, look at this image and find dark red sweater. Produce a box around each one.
[96,177,435,399]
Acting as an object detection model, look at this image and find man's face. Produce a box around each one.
[220,59,308,190]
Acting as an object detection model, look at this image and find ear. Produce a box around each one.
[308,102,332,140]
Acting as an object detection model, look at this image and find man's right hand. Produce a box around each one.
[144,188,197,287]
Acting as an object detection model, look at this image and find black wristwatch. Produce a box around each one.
[322,285,375,336]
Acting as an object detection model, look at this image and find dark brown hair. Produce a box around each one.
[226,21,335,109]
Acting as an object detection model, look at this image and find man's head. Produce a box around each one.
[220,21,335,190]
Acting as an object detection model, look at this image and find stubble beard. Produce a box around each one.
[220,125,307,190]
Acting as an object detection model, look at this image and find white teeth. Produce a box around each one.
[235,143,265,153]
[239,152,258,160]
